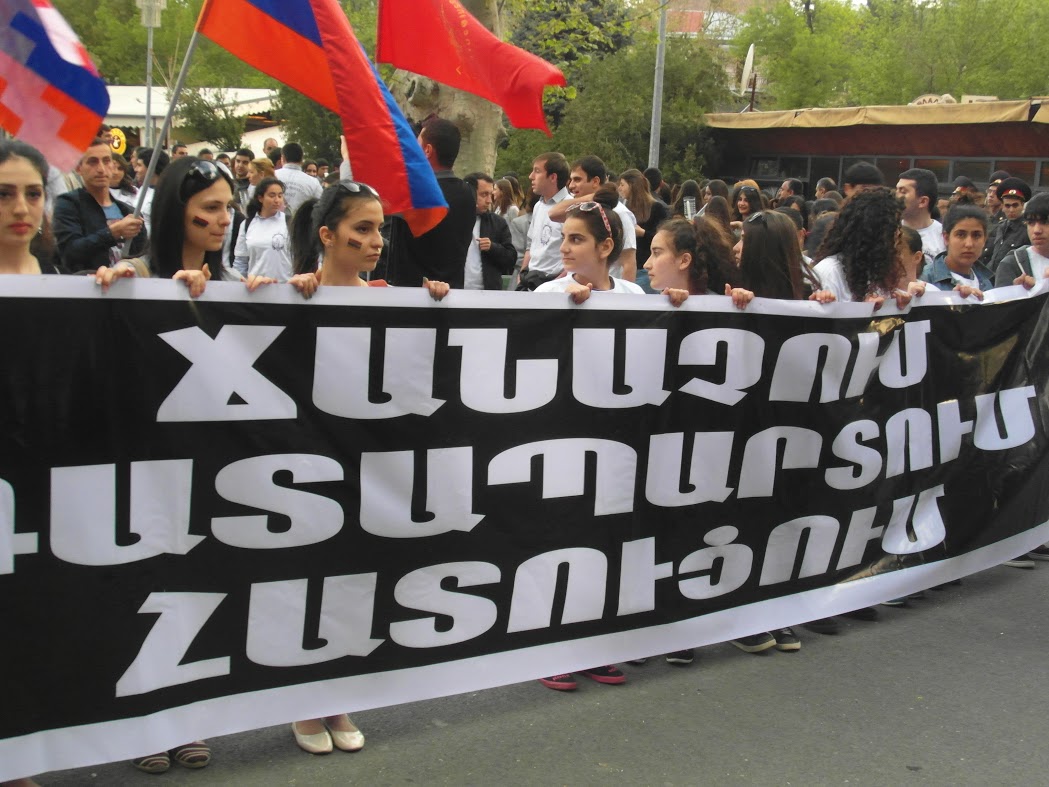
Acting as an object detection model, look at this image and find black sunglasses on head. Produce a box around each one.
[179,159,223,201]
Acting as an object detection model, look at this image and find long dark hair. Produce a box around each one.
[739,211,809,300]
[704,196,733,237]
[732,183,764,221]
[246,176,285,225]
[815,187,904,301]
[619,168,655,224]
[670,180,702,219]
[657,217,740,294]
[290,179,383,274]
[0,140,54,261]
[149,156,235,278]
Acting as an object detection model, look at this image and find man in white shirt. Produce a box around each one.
[276,142,322,215]
[547,154,638,281]
[520,152,570,288]
[897,168,945,260]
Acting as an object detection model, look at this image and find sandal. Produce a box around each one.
[131,753,170,774]
[169,741,211,769]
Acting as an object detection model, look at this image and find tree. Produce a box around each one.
[176,88,247,152]
[507,0,634,127]
[497,32,730,182]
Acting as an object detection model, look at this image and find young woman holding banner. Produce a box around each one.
[284,178,447,753]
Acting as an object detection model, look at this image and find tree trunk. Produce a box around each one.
[386,0,505,177]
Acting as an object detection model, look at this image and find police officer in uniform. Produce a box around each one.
[982,177,1031,273]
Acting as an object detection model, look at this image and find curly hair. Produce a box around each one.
[656,217,740,294]
[815,188,905,301]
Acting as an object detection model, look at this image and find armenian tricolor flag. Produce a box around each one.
[0,0,110,171]
[197,0,447,235]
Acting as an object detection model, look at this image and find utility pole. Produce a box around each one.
[647,2,668,168]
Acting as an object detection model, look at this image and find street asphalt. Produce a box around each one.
[40,561,1049,786]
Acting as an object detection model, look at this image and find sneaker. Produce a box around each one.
[731,632,776,653]
[772,627,801,651]
[627,658,649,665]
[538,673,577,691]
[580,665,626,684]
[881,598,908,607]
[802,617,840,635]
[1005,555,1035,569]
[665,649,694,665]
[1028,544,1049,561]
[842,606,879,621]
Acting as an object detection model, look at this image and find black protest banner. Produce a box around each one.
[2,278,1048,779]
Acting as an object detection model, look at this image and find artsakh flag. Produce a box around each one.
[0,0,110,171]
[376,0,566,136]
[197,0,447,235]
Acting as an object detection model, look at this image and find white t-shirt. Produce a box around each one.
[812,254,853,302]
[278,164,323,215]
[464,217,484,290]
[527,187,570,274]
[914,220,945,259]
[609,202,638,279]
[1027,247,1049,280]
[234,212,293,281]
[535,274,645,295]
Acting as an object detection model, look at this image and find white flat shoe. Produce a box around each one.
[291,722,332,754]
[329,727,365,752]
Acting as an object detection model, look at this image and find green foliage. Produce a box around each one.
[509,0,634,127]
[176,88,246,151]
[498,33,729,182]
[734,0,1049,110]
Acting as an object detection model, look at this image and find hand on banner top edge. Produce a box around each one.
[244,274,278,293]
[422,278,450,301]
[663,287,690,307]
[94,262,136,293]
[954,283,984,301]
[906,280,928,298]
[725,284,755,310]
[809,289,836,305]
[564,280,593,305]
[289,273,319,299]
[173,263,211,298]
[1014,274,1037,290]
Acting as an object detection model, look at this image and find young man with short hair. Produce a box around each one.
[52,139,147,271]
[462,173,516,290]
[519,152,570,288]
[277,142,323,214]
[897,167,945,259]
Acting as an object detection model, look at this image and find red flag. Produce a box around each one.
[196,0,447,235]
[376,0,565,136]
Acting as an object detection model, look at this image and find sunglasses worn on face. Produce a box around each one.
[568,200,612,235]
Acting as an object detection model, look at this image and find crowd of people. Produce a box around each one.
[3,116,1049,784]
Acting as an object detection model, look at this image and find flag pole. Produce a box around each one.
[123,29,204,254]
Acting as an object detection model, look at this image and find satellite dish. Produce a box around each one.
[740,44,755,95]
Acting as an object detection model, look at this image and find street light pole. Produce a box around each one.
[137,0,166,147]
[647,3,668,169]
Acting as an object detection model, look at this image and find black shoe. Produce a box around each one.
[1028,544,1049,561]
[842,606,879,621]
[580,665,626,684]
[772,627,801,651]
[731,632,776,653]
[627,657,648,665]
[802,617,840,635]
[665,649,694,665]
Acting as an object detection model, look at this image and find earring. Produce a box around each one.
[37,225,43,236]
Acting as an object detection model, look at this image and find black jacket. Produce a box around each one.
[982,217,1028,273]
[386,170,476,289]
[476,212,516,290]
[52,188,147,272]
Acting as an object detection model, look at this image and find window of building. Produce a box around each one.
[951,160,992,185]
[914,159,950,183]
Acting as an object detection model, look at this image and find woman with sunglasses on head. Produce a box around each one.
[281,179,445,752]
[233,176,293,281]
[95,157,277,295]
[731,183,765,230]
[533,199,635,690]
[534,200,643,306]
